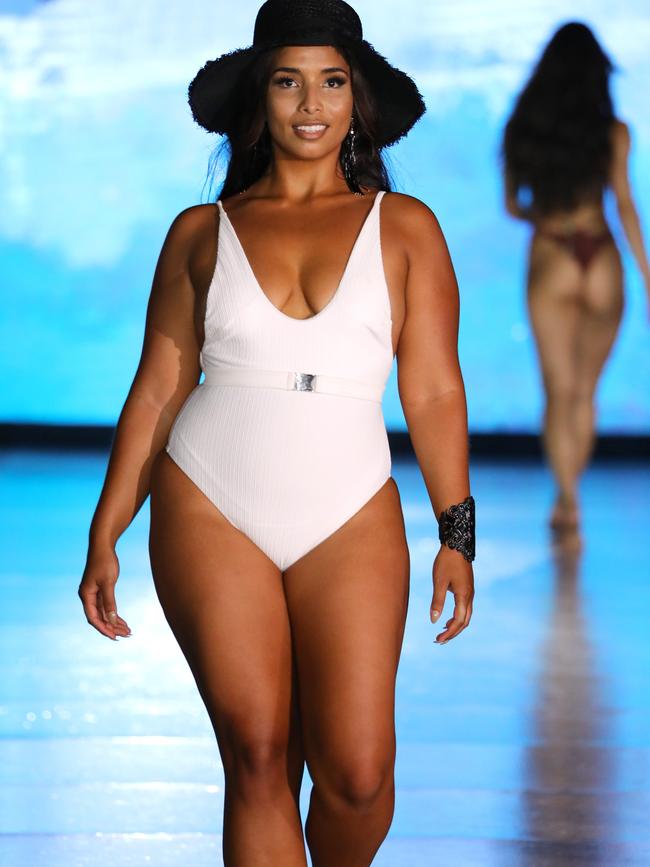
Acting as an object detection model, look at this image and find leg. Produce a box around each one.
[527,236,582,527]
[573,244,624,473]
[149,451,307,867]
[283,478,410,867]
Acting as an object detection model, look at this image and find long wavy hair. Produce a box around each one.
[502,22,616,216]
[205,44,393,199]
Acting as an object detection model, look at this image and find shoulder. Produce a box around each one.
[382,191,443,232]
[156,204,219,270]
[165,203,219,243]
[381,191,448,258]
[611,118,631,152]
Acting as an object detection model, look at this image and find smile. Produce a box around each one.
[293,123,329,138]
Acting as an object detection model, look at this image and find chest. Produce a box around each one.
[190,204,407,354]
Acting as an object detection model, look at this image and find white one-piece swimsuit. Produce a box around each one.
[165,189,394,571]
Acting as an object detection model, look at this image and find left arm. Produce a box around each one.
[394,196,474,644]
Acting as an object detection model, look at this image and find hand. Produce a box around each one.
[78,544,131,640]
[430,544,474,644]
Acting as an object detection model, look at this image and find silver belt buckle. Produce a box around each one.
[293,371,316,392]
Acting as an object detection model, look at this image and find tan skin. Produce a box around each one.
[506,119,650,535]
[79,45,473,867]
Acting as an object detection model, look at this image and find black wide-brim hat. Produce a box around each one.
[188,0,426,147]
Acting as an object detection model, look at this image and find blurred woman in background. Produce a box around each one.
[502,21,650,536]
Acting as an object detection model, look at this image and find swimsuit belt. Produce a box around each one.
[203,366,383,403]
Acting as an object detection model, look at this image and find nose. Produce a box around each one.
[298,81,323,114]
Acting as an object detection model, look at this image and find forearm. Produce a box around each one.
[89,389,180,548]
[617,202,650,285]
[402,386,471,519]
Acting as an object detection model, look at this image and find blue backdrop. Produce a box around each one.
[1,0,649,431]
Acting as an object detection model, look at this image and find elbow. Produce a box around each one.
[126,382,192,427]
[128,383,172,415]
[128,364,200,418]
[616,198,636,219]
[400,385,466,417]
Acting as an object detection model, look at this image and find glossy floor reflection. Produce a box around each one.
[1,450,649,866]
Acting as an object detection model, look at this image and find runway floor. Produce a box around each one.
[1,449,649,866]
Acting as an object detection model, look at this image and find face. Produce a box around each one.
[264,45,354,160]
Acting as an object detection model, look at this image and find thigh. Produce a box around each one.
[576,244,624,395]
[526,238,582,394]
[282,478,410,779]
[149,451,294,763]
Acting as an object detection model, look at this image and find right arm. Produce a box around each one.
[609,120,650,312]
[78,207,206,639]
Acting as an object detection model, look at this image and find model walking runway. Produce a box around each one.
[77,1,475,864]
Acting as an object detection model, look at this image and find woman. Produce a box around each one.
[502,22,650,535]
[78,1,475,864]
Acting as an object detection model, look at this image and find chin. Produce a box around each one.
[281,136,344,160]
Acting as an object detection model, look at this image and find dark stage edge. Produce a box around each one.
[1,423,648,460]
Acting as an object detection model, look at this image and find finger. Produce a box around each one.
[453,596,474,629]
[96,590,109,623]
[98,597,129,629]
[436,597,469,643]
[98,586,131,635]
[448,591,474,633]
[99,582,118,622]
[79,591,117,640]
[97,591,131,636]
[115,616,131,633]
[430,580,449,624]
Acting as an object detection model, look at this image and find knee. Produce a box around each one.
[221,728,289,794]
[341,763,394,811]
[572,378,597,406]
[315,751,395,812]
[544,381,577,408]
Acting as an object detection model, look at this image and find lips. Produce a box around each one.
[292,123,329,139]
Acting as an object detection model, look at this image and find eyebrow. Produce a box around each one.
[271,66,349,75]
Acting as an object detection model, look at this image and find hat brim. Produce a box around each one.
[352,40,425,146]
[188,39,425,148]
[188,46,262,137]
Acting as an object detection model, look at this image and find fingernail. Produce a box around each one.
[107,611,118,624]
[431,610,440,623]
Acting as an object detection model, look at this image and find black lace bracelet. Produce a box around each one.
[438,495,475,562]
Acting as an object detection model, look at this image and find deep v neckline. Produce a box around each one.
[217,191,382,323]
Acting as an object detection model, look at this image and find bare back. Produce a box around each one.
[521,121,630,532]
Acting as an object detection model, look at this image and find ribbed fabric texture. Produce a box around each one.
[166,190,393,570]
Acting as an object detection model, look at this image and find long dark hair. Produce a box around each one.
[502,22,616,216]
[205,45,392,199]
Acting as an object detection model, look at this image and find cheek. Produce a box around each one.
[266,89,295,125]
[326,88,354,118]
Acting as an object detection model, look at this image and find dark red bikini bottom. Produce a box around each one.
[536,229,614,272]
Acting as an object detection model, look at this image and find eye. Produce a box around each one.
[325,76,347,87]
[273,75,297,87]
